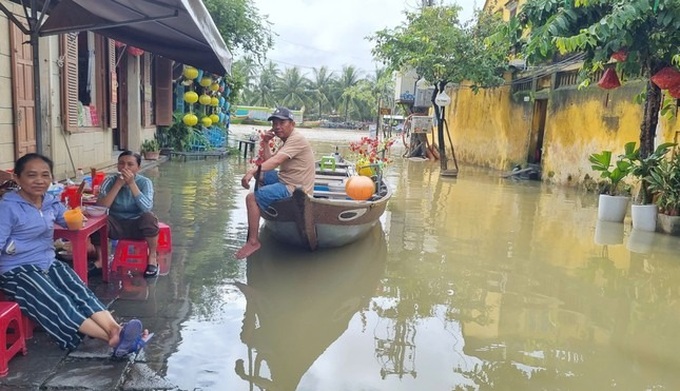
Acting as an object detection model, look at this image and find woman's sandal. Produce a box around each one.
[143,264,159,278]
[112,319,154,359]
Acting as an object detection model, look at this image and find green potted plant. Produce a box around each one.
[625,142,676,231]
[648,151,680,235]
[589,142,635,222]
[140,138,160,160]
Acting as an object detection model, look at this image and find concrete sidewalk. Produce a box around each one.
[0,155,180,390]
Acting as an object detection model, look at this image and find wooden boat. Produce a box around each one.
[260,160,391,250]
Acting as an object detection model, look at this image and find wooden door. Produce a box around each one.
[527,99,547,164]
[10,23,36,158]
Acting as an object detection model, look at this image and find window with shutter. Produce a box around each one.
[108,39,118,129]
[155,57,173,126]
[141,53,154,127]
[61,33,79,132]
[60,32,106,132]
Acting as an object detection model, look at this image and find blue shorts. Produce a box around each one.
[254,170,291,211]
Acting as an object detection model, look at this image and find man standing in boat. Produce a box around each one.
[236,107,315,259]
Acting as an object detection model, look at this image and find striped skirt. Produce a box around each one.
[0,261,107,350]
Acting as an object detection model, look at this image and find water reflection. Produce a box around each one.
[133,141,680,390]
[234,225,387,390]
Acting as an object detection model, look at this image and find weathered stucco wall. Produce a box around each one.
[446,77,680,189]
[445,84,532,170]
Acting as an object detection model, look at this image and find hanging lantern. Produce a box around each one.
[183,66,199,80]
[114,40,126,48]
[198,94,212,105]
[183,91,198,104]
[669,84,680,99]
[219,85,225,93]
[651,66,680,90]
[199,77,212,87]
[183,113,198,126]
[210,82,220,92]
[210,97,219,106]
[597,68,621,90]
[611,50,628,62]
[127,46,144,57]
[201,116,213,127]
[219,96,225,106]
[209,114,220,124]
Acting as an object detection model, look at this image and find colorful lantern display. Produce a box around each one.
[199,77,212,87]
[183,66,199,80]
[198,94,212,105]
[183,113,198,126]
[183,91,198,104]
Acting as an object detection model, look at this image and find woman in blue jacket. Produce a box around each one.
[0,153,148,356]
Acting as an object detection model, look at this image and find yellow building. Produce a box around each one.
[435,0,680,188]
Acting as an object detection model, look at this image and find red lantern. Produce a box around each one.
[597,68,621,90]
[669,84,680,99]
[651,67,680,90]
[611,50,627,62]
[114,40,126,48]
[127,46,144,57]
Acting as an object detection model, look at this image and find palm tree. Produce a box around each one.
[275,67,310,110]
[230,57,258,103]
[308,66,335,120]
[336,65,362,121]
[248,60,280,107]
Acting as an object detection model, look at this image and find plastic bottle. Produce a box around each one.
[333,146,341,162]
[76,168,85,182]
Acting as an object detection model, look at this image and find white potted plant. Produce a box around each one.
[589,142,634,222]
[626,142,675,231]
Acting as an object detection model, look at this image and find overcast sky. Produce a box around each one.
[248,0,481,77]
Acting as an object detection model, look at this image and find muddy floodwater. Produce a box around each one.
[135,124,680,390]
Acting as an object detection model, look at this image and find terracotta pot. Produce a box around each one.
[144,151,160,160]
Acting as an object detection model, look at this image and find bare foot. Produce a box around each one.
[147,252,157,267]
[235,241,261,259]
[108,324,122,348]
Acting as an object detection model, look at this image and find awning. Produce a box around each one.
[13,0,232,75]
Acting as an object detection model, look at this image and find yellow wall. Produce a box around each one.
[443,78,680,188]
[442,83,531,169]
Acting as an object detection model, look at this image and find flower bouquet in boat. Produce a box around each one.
[260,137,395,251]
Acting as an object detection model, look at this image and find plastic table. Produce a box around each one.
[53,214,109,285]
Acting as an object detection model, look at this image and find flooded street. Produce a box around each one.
[137,125,680,390]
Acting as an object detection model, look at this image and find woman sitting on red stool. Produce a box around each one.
[92,150,159,278]
[0,153,150,356]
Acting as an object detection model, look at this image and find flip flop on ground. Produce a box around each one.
[144,264,159,278]
[112,319,147,358]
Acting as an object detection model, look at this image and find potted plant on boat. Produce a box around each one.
[625,142,676,232]
[647,150,680,235]
[140,138,160,160]
[589,142,634,222]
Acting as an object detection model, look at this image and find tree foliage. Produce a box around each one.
[368,5,508,89]
[203,0,274,64]
[518,0,680,156]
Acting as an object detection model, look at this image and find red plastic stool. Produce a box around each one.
[0,302,27,377]
[0,293,35,340]
[158,222,172,253]
[112,239,149,273]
